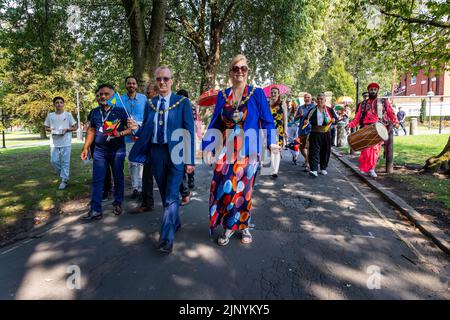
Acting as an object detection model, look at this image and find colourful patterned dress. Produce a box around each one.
[270,102,285,147]
[208,86,264,234]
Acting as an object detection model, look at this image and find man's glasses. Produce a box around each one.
[156,77,172,83]
[231,66,248,73]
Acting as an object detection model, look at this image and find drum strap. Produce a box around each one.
[360,99,386,127]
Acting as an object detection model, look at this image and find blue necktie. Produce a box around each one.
[157,98,166,144]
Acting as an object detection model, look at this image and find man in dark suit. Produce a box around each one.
[128,67,195,254]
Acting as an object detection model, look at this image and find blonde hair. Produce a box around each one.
[228,54,248,71]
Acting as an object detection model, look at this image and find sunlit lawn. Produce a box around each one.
[338,134,450,210]
[0,143,92,226]
[2,131,80,148]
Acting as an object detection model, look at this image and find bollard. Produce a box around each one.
[336,121,348,147]
[409,117,417,136]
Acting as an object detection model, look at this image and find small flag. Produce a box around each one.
[107,93,125,108]
[103,119,121,137]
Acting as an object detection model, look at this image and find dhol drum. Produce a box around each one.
[347,122,388,152]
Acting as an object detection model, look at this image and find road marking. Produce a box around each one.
[352,232,375,239]
[333,163,432,269]
[0,245,20,255]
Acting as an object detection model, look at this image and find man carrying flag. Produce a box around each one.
[302,93,337,177]
[80,84,132,220]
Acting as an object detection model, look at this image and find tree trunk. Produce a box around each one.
[122,0,167,89]
[40,125,47,139]
[145,0,168,83]
[422,136,450,174]
[122,0,147,86]
[169,0,236,95]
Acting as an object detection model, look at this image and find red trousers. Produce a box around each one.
[359,143,381,172]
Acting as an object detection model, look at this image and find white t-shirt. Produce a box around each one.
[44,111,76,147]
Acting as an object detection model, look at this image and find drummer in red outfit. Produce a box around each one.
[347,83,399,177]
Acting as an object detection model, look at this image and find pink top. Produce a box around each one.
[348,98,398,128]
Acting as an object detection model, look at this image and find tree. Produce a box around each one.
[349,0,450,74]
[422,136,450,174]
[166,0,237,93]
[420,99,426,123]
[0,1,95,137]
[121,0,168,87]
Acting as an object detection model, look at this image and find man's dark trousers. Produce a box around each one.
[150,144,184,245]
[91,146,125,212]
[141,161,154,208]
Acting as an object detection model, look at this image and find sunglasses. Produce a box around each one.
[156,77,172,83]
[231,66,248,73]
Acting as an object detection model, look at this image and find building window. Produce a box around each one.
[411,76,417,85]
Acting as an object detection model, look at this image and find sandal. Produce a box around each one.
[241,228,253,244]
[218,229,235,246]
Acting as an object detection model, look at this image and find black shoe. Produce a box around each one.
[113,204,123,216]
[270,174,278,179]
[131,189,139,200]
[81,211,103,222]
[158,240,173,254]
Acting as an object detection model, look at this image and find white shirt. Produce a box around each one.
[44,111,76,147]
[317,109,325,126]
[152,92,172,144]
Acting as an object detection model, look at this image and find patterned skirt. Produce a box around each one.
[209,150,259,235]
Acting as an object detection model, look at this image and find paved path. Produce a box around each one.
[0,152,449,299]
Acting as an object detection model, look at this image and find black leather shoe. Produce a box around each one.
[158,241,173,254]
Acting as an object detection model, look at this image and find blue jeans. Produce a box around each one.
[50,146,71,182]
[90,147,126,213]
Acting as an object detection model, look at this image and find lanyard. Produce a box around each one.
[101,107,113,123]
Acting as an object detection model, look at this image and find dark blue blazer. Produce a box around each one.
[129,93,195,169]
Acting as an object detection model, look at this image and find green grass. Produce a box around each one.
[389,134,449,166]
[338,134,449,166]
[2,131,81,148]
[338,134,450,210]
[390,174,450,209]
[0,144,92,226]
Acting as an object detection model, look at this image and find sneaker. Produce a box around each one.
[309,171,318,177]
[368,169,378,178]
[58,181,67,190]
[319,170,328,175]
[81,210,102,222]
